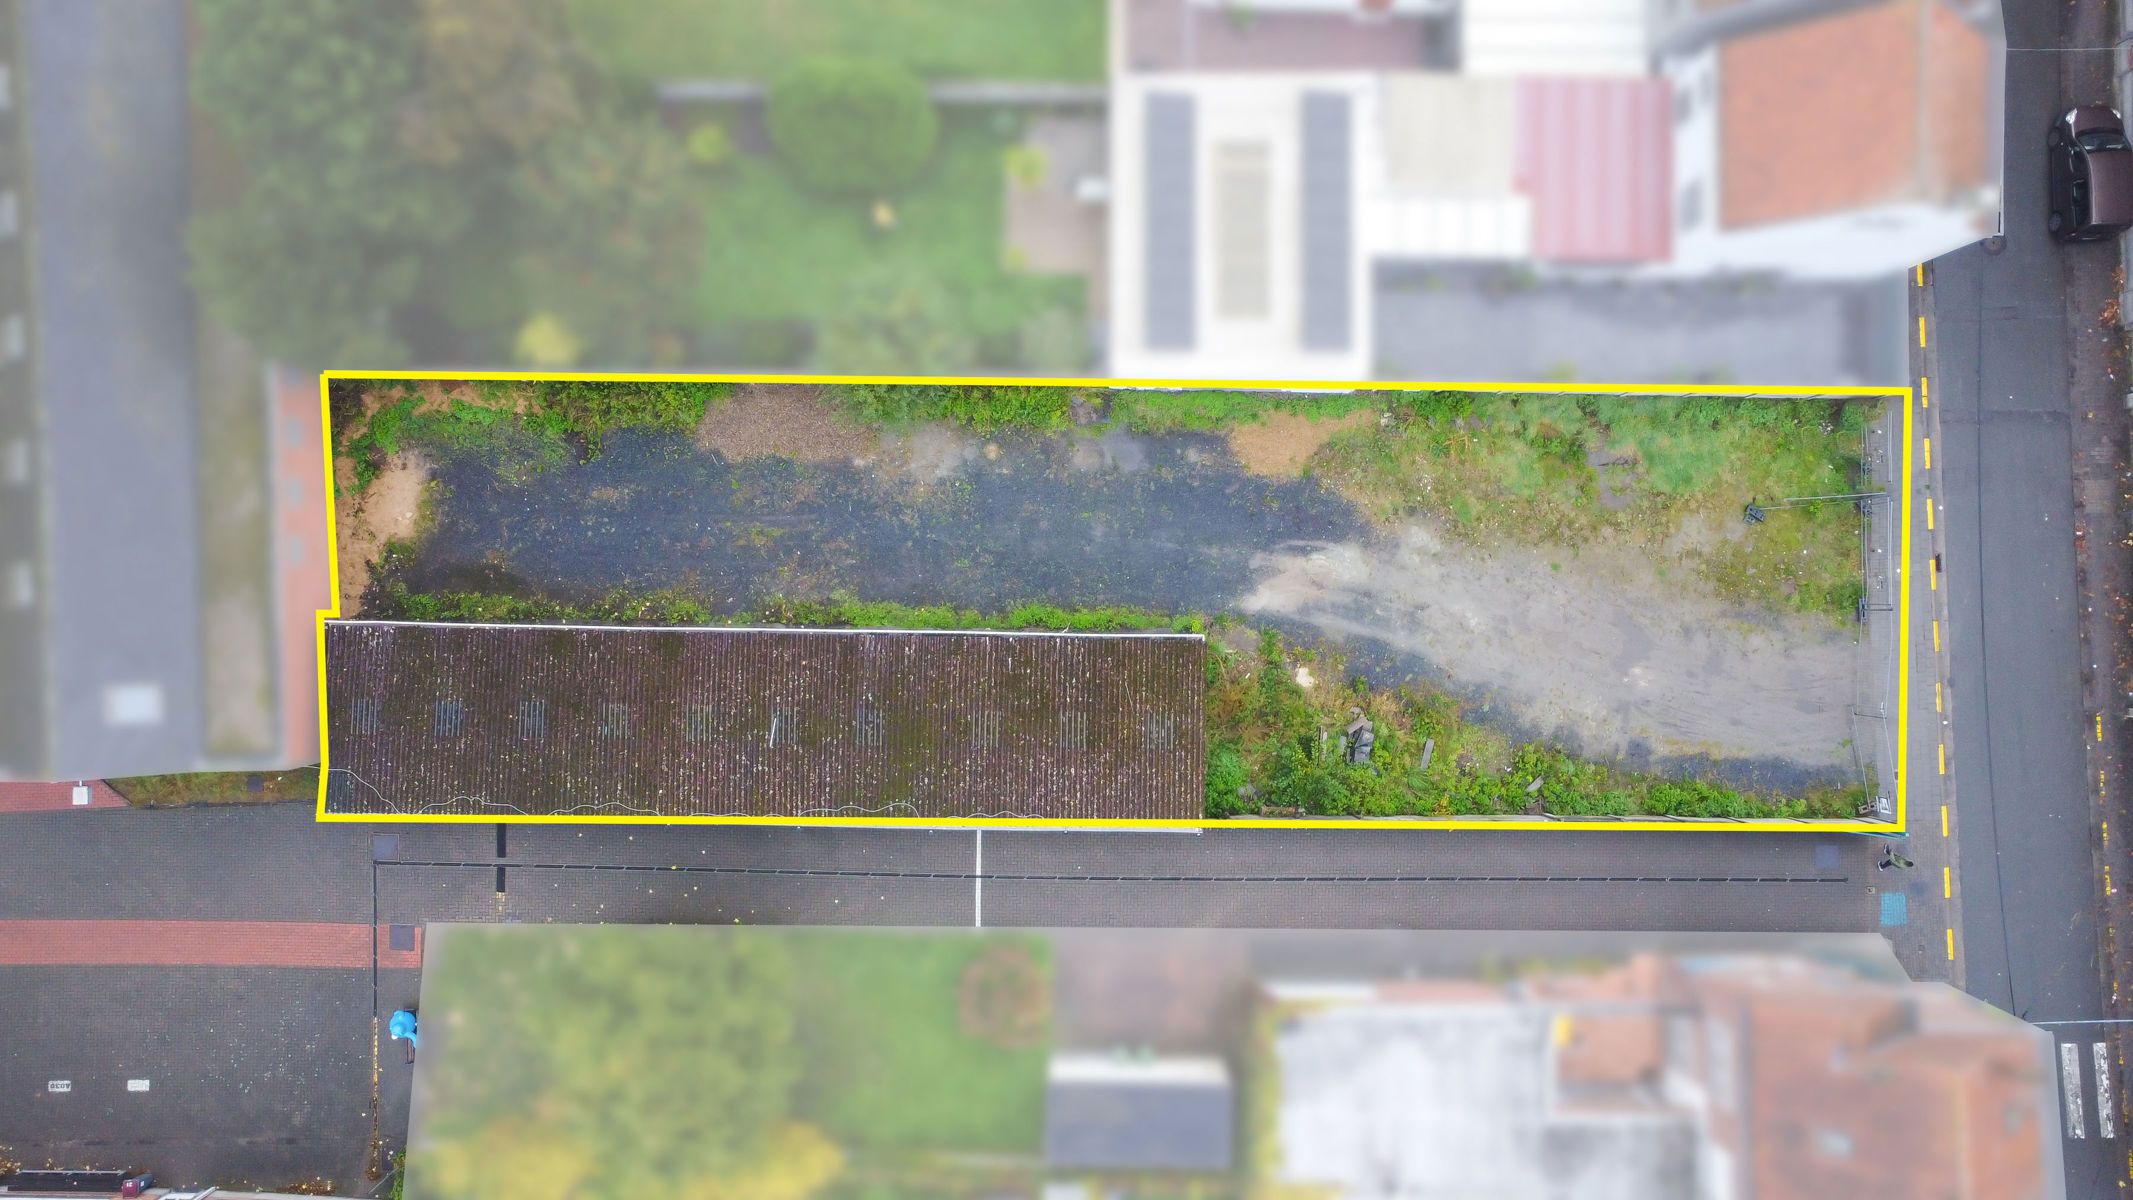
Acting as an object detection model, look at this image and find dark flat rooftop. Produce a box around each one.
[323,620,1207,821]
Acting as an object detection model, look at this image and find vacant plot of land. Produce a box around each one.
[333,381,1882,799]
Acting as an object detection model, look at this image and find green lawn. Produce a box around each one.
[565,0,1105,84]
[784,930,1050,1156]
[694,115,1080,356]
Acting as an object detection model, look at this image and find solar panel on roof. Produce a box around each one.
[1301,91,1353,352]
[1144,92,1197,350]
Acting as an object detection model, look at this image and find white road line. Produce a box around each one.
[2063,1042,2087,1138]
[2097,1043,2117,1138]
[973,828,984,929]
[126,1078,150,1093]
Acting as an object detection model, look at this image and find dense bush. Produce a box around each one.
[765,57,938,196]
[835,383,1073,433]
[526,379,731,451]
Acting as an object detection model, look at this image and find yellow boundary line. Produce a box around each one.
[313,369,1913,833]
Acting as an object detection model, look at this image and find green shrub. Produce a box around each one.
[765,57,938,196]
[834,383,1072,433]
[686,120,733,167]
[1205,745,1253,816]
[529,379,731,452]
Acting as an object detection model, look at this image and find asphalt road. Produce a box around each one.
[1928,0,2126,1192]
[0,804,1880,1187]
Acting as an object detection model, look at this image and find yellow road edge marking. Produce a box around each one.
[1919,316,1927,347]
[1923,437,1932,470]
[1932,619,1941,653]
[1943,866,1952,898]
[1916,264,1924,287]
[1941,805,1949,836]
[311,370,1918,832]
[1939,742,1948,775]
[1946,928,1956,960]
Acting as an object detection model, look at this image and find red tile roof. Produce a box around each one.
[1719,0,1991,228]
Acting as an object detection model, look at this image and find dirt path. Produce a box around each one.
[1237,524,1855,767]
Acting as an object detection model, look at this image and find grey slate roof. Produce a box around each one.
[323,620,1207,820]
[1299,90,1354,352]
[1044,1058,1236,1171]
[1143,91,1197,350]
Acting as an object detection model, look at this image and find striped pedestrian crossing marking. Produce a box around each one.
[2099,1043,2118,1138]
[2064,1042,2088,1138]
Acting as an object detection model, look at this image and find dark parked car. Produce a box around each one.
[2048,104,2133,241]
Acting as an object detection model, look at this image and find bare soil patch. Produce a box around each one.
[1228,409,1376,477]
[693,383,877,463]
[335,450,433,613]
[1237,521,1857,767]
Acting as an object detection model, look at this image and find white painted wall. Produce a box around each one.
[1462,0,1652,77]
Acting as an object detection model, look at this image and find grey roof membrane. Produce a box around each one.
[1044,1076,1235,1171]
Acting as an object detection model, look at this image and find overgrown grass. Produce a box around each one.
[1310,391,1874,619]
[338,379,733,490]
[373,583,1204,634]
[835,383,1073,432]
[1206,628,1862,821]
[1103,387,1377,433]
[105,768,320,808]
[784,931,1049,1154]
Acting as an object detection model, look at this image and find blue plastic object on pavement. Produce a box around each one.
[389,1008,419,1047]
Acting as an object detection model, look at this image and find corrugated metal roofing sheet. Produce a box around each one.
[1515,77,1673,264]
[323,621,1206,821]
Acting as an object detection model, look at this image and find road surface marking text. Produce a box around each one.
[46,1080,69,1094]
[127,1079,150,1093]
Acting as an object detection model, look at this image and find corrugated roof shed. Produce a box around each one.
[322,621,1206,820]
